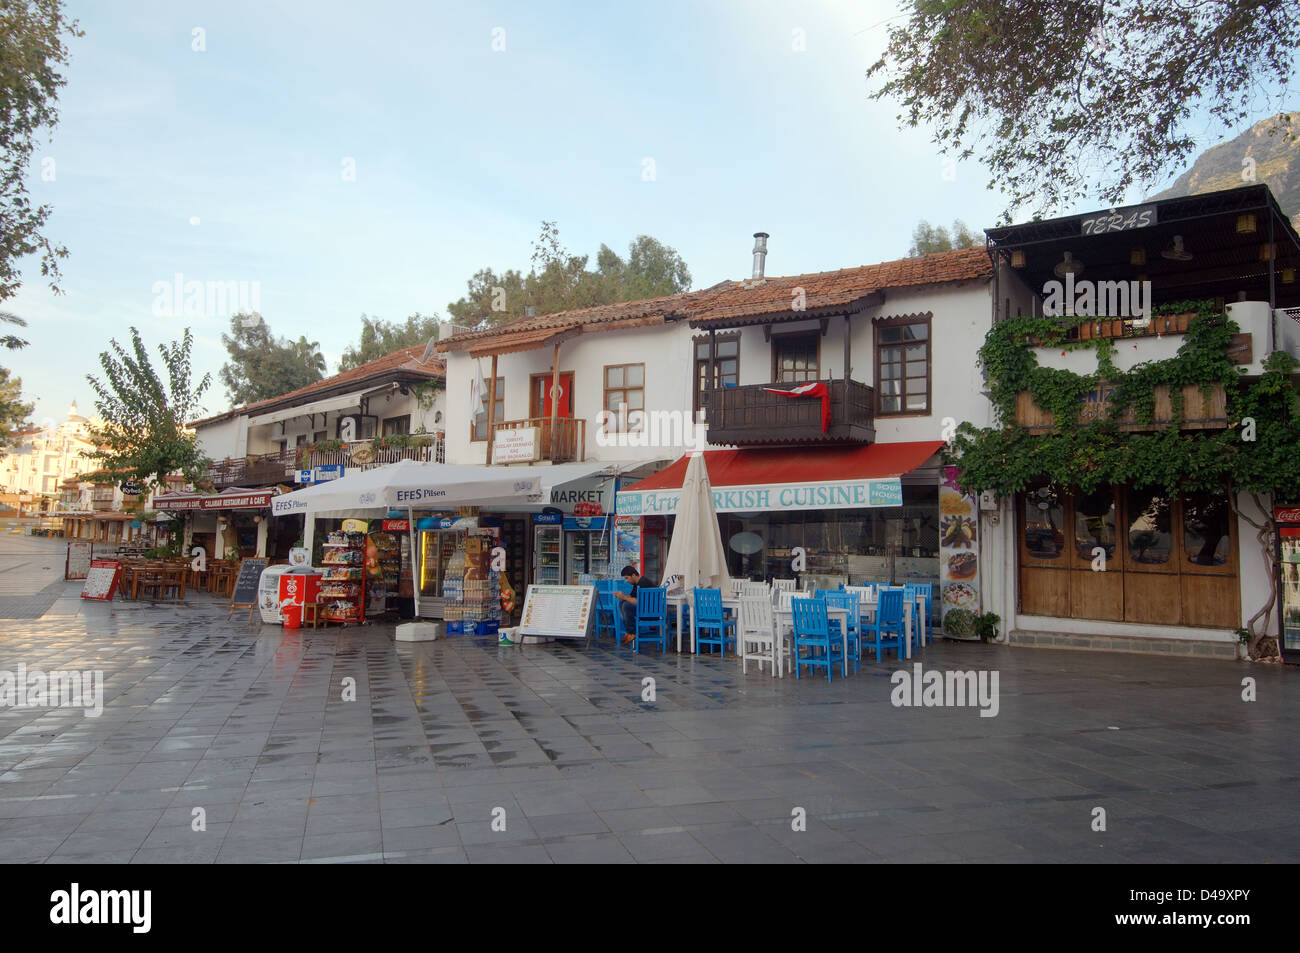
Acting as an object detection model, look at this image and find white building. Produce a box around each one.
[0,402,100,514]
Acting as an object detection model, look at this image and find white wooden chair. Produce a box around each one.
[771,578,796,604]
[728,578,746,597]
[739,596,780,677]
[740,580,769,599]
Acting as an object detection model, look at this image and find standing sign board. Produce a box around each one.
[81,559,123,600]
[518,584,595,639]
[65,541,93,580]
[229,558,269,621]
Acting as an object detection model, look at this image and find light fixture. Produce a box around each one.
[1259,242,1277,262]
[1010,250,1026,268]
[1130,248,1146,266]
[1236,214,1257,235]
[1053,251,1084,278]
[1161,235,1193,261]
[1284,267,1296,285]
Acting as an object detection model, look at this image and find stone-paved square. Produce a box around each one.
[2,538,1298,863]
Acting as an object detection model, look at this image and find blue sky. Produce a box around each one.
[3,0,1281,425]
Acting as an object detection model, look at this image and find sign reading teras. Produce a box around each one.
[616,478,904,516]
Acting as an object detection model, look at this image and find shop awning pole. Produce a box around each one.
[408,506,419,618]
[484,354,498,465]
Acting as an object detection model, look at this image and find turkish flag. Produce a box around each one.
[763,382,831,432]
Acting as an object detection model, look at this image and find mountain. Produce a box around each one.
[1153,112,1300,229]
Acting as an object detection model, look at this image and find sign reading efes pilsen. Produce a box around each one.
[616,478,903,516]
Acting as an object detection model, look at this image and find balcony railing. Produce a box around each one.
[704,378,876,446]
[490,417,586,464]
[206,449,298,488]
[303,439,444,470]
[1014,383,1228,433]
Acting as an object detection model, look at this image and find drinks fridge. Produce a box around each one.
[564,516,613,582]
[1276,505,1300,663]
[533,513,563,586]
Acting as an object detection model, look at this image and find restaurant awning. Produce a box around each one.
[615,441,945,517]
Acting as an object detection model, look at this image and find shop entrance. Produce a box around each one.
[1017,485,1239,627]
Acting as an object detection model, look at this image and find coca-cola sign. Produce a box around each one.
[1275,507,1300,524]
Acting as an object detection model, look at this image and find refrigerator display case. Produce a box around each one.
[564,516,613,582]
[1276,508,1300,663]
[365,531,401,619]
[533,514,563,586]
[418,523,460,618]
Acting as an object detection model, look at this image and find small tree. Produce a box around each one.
[85,326,213,490]
[0,365,34,450]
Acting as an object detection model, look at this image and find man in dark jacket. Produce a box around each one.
[616,565,655,645]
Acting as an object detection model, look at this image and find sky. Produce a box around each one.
[3,0,1287,427]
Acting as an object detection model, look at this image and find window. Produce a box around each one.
[1073,485,1117,561]
[772,332,819,383]
[694,335,739,412]
[604,364,645,431]
[296,434,309,448]
[313,431,326,443]
[471,378,504,442]
[382,415,410,436]
[1183,492,1230,566]
[1127,487,1172,564]
[1023,485,1065,559]
[875,315,931,414]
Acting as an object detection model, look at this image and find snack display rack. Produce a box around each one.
[320,530,366,624]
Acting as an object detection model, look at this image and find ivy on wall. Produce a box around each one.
[949,302,1300,499]
[948,301,1300,653]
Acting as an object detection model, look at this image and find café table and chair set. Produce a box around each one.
[112,555,243,602]
[592,576,933,681]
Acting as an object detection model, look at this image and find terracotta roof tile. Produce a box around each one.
[437,247,991,351]
[191,345,444,428]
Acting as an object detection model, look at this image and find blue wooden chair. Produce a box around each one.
[791,597,837,682]
[692,587,736,656]
[633,586,668,653]
[863,587,905,662]
[823,589,861,674]
[596,589,625,642]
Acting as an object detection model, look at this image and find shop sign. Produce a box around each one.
[614,515,641,564]
[939,466,980,626]
[1275,507,1300,524]
[201,492,272,510]
[550,477,618,513]
[296,464,344,485]
[381,519,410,531]
[533,512,563,525]
[492,427,540,464]
[154,495,204,511]
[616,478,905,516]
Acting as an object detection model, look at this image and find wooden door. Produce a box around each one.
[531,372,574,419]
[1069,485,1125,621]
[1018,486,1070,617]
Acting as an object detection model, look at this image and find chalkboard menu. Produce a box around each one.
[518,584,596,640]
[231,558,269,609]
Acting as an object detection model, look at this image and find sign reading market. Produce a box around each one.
[616,478,904,517]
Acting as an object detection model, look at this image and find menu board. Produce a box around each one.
[81,559,123,601]
[938,466,980,632]
[231,558,269,609]
[518,584,596,639]
[65,541,93,580]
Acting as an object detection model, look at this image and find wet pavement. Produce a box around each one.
[1,536,1298,863]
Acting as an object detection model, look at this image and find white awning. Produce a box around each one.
[245,392,366,428]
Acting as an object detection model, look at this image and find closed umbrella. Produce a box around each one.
[661,453,730,594]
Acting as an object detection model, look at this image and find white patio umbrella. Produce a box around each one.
[660,453,731,594]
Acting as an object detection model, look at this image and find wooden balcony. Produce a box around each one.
[206,449,298,488]
[303,439,443,471]
[1014,383,1229,433]
[704,378,876,446]
[490,417,586,464]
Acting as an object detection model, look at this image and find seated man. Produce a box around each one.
[615,564,656,645]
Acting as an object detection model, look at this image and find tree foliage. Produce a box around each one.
[338,312,441,371]
[220,313,325,407]
[446,222,692,329]
[0,364,33,450]
[0,0,81,302]
[1,310,27,349]
[908,219,980,256]
[867,0,1300,219]
[85,327,212,489]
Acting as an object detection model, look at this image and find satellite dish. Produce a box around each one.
[418,335,437,364]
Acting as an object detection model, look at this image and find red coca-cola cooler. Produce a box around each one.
[278,571,322,628]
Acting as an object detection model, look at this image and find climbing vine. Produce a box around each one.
[948,302,1300,656]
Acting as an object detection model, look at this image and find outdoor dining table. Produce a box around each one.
[665,591,749,654]
[851,592,923,660]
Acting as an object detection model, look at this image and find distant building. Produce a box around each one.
[0,402,100,515]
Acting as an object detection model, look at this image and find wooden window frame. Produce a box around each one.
[471,377,505,442]
[874,313,932,417]
[382,415,411,436]
[770,329,820,384]
[603,363,646,432]
[693,332,740,412]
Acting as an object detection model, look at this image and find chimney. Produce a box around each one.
[752,232,769,280]
[524,306,536,318]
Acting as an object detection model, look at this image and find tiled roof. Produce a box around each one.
[686,246,992,324]
[437,247,991,351]
[191,345,444,428]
